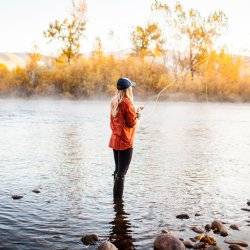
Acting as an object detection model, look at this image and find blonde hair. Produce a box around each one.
[111,87,134,117]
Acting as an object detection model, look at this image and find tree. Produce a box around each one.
[154,1,227,79]
[44,0,86,64]
[131,23,165,59]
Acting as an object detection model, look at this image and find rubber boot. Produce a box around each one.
[113,175,125,202]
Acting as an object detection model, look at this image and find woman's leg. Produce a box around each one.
[113,148,133,201]
[113,149,119,180]
[117,148,133,177]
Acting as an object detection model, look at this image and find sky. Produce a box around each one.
[0,0,250,56]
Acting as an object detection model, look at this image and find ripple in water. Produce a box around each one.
[0,99,250,249]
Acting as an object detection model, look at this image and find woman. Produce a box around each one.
[109,77,143,201]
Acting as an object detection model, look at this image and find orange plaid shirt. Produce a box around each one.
[109,97,137,150]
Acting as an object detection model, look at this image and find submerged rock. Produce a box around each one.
[81,233,98,245]
[195,234,216,246]
[229,245,245,250]
[230,224,240,230]
[193,242,206,249]
[205,224,211,232]
[98,241,117,250]
[154,233,185,250]
[183,240,193,248]
[211,220,228,236]
[176,213,190,219]
[200,235,216,245]
[195,213,202,217]
[224,239,248,247]
[190,237,197,242]
[241,208,250,212]
[191,226,204,234]
[32,189,40,194]
[12,194,23,200]
[206,246,222,250]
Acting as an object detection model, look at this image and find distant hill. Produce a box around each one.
[0,53,51,69]
[0,53,29,69]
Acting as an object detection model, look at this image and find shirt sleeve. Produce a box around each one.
[121,99,137,128]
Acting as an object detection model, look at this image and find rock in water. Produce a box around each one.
[32,189,40,194]
[190,237,197,242]
[193,242,206,249]
[176,213,190,219]
[230,224,239,230]
[205,224,211,232]
[211,220,228,236]
[224,239,248,247]
[98,241,117,250]
[81,234,98,245]
[154,233,185,250]
[12,195,23,200]
[206,246,222,250]
[229,245,245,250]
[183,240,193,248]
[241,208,250,212]
[191,226,204,234]
[195,213,202,217]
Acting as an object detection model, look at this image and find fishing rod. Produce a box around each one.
[137,81,174,121]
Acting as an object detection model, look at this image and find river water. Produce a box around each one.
[0,99,249,249]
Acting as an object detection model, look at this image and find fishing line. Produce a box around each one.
[138,82,174,122]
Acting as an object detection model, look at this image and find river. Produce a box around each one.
[0,99,249,249]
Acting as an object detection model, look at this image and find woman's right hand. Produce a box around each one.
[136,105,144,119]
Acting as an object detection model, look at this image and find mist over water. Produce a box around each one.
[0,99,250,249]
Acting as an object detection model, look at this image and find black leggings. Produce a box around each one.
[113,148,133,177]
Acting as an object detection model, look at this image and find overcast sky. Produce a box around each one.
[0,0,250,56]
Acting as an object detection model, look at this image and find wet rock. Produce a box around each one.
[205,246,222,250]
[205,224,211,232]
[154,233,185,250]
[224,239,248,247]
[211,220,228,236]
[200,235,216,245]
[190,237,197,242]
[81,234,98,245]
[98,241,117,250]
[12,195,23,200]
[195,213,202,217]
[161,229,168,234]
[176,213,190,219]
[191,226,205,234]
[230,224,240,230]
[229,244,245,250]
[32,189,40,194]
[241,208,250,212]
[193,242,206,249]
[183,240,193,248]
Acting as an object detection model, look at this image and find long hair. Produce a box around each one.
[111,87,134,117]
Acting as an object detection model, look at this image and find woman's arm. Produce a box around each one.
[122,99,137,128]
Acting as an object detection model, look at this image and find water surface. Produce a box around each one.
[0,99,249,249]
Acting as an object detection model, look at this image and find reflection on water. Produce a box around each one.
[0,99,250,249]
[109,200,135,249]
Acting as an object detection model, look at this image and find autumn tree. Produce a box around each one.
[153,1,227,79]
[44,0,86,64]
[131,23,165,59]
